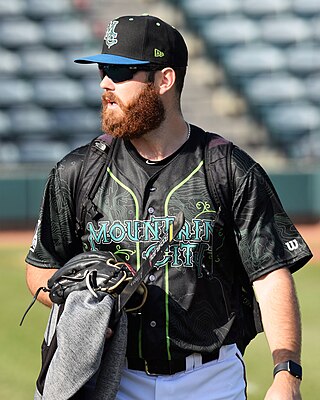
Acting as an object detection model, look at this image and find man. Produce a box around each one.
[25,14,312,400]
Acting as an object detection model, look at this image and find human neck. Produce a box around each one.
[130,117,190,162]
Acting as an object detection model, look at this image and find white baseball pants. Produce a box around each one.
[116,344,247,400]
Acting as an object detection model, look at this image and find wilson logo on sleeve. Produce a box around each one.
[285,239,299,251]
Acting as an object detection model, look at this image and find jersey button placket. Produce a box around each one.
[147,206,155,215]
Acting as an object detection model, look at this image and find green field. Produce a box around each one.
[0,244,319,399]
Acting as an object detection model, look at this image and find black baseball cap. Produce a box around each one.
[74,14,188,67]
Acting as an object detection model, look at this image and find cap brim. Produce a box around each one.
[74,54,150,65]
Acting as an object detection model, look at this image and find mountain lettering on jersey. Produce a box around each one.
[86,215,218,271]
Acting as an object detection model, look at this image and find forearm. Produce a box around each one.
[253,267,301,364]
[26,263,57,307]
[253,267,302,399]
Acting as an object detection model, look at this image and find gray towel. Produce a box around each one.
[93,311,127,400]
[35,290,127,400]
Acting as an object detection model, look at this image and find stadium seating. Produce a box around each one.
[259,15,312,47]
[200,16,260,59]
[178,0,240,30]
[0,0,101,164]
[81,77,103,106]
[0,0,26,17]
[0,17,44,48]
[263,101,320,146]
[42,18,92,48]
[0,78,34,106]
[306,73,320,104]
[25,0,73,19]
[243,72,306,114]
[1,0,320,164]
[52,107,100,135]
[32,76,85,106]
[0,111,11,137]
[18,139,70,163]
[221,43,287,89]
[63,46,100,77]
[19,45,65,76]
[175,0,320,160]
[9,105,54,137]
[286,42,320,76]
[0,47,21,75]
[0,142,20,163]
[241,0,291,18]
[292,0,320,17]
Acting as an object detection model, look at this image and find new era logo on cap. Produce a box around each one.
[154,49,165,58]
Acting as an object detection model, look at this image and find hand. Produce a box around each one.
[264,372,301,400]
[106,327,113,340]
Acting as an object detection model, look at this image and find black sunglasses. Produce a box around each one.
[98,64,160,83]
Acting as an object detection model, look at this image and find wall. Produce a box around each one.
[1,170,320,229]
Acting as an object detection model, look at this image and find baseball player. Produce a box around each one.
[25,14,312,400]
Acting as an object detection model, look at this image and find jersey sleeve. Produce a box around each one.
[231,147,312,282]
[25,147,86,269]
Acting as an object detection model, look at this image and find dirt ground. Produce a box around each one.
[0,224,319,261]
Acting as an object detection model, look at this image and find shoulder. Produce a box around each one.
[202,129,271,195]
[191,124,264,177]
[56,143,89,175]
[231,145,272,188]
[53,135,115,200]
[229,145,278,204]
[190,125,233,162]
[46,143,91,202]
[232,145,257,170]
[191,124,231,148]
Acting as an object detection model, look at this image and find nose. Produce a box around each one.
[100,75,115,90]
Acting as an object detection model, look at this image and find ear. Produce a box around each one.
[156,68,176,95]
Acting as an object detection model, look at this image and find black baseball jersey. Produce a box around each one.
[26,125,312,360]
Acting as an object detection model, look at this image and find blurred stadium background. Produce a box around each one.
[1,0,320,227]
[0,0,319,399]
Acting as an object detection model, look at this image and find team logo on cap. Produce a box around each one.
[104,20,119,49]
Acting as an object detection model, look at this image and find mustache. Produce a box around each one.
[102,92,115,101]
[102,92,121,105]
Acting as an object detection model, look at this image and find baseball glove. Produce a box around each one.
[47,251,147,311]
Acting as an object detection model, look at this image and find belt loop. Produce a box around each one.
[185,353,203,371]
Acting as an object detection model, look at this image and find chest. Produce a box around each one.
[82,143,220,273]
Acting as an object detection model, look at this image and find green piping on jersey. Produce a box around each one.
[164,160,204,360]
[106,167,141,269]
[106,167,144,357]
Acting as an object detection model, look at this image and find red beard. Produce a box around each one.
[101,83,165,139]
